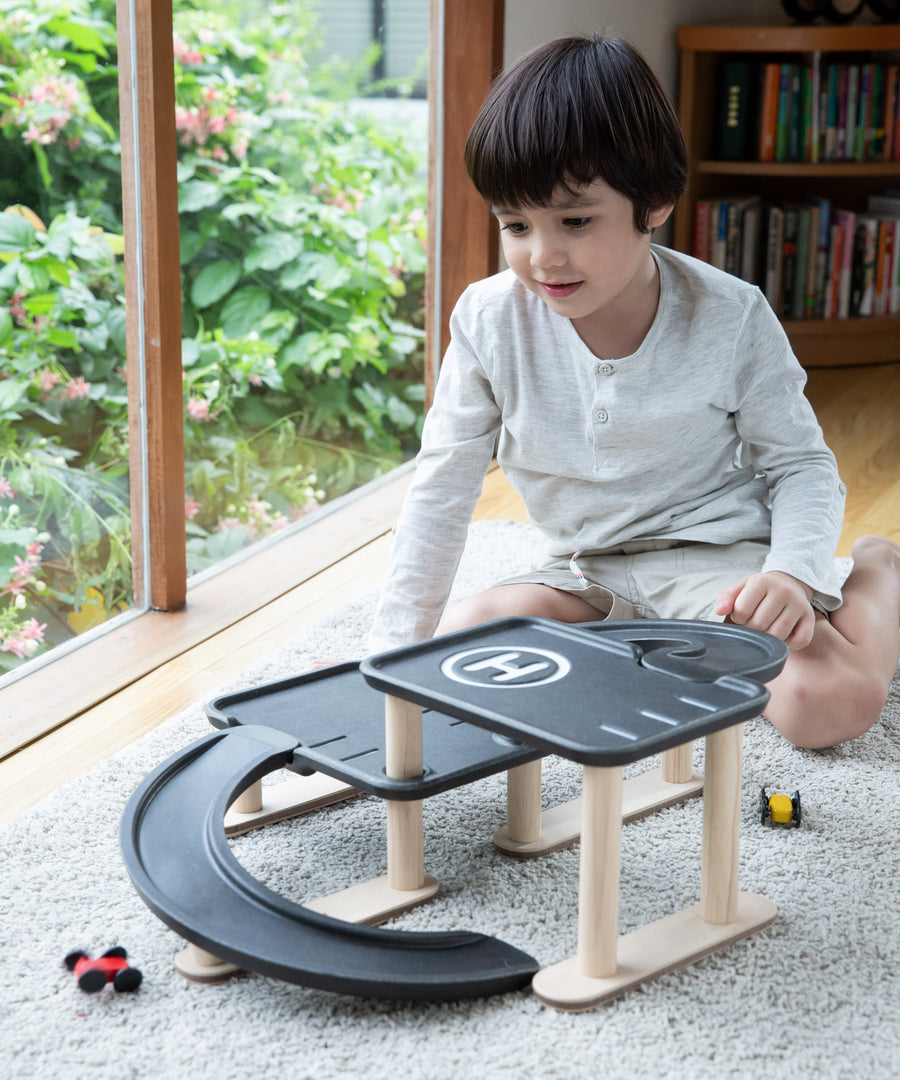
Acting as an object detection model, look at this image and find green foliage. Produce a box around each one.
[0,0,427,668]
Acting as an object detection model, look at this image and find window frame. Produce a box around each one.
[0,0,504,761]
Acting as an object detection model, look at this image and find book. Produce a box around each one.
[693,199,712,262]
[850,215,879,316]
[740,200,763,286]
[883,65,898,161]
[805,200,821,318]
[888,218,900,314]
[823,63,840,161]
[709,201,729,270]
[758,63,781,162]
[856,63,874,162]
[833,208,856,319]
[775,63,797,162]
[791,205,811,320]
[781,204,800,317]
[763,204,785,311]
[715,60,755,160]
[800,63,816,162]
[845,65,860,162]
[873,219,892,315]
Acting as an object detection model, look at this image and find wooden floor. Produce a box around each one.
[0,362,897,822]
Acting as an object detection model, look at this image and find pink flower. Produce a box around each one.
[184,496,201,520]
[187,396,211,421]
[0,619,46,658]
[38,369,61,394]
[65,376,91,400]
[0,478,15,498]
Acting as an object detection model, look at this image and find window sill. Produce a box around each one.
[0,466,413,763]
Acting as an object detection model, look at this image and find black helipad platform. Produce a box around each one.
[360,618,788,766]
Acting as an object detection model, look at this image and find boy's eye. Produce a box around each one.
[500,221,527,234]
[563,216,592,229]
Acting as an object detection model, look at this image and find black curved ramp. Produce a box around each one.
[120,725,539,1001]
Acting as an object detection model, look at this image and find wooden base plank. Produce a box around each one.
[174,944,242,984]
[532,891,776,1012]
[224,773,358,837]
[493,768,704,858]
[305,874,440,926]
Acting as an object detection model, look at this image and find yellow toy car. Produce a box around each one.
[759,787,801,827]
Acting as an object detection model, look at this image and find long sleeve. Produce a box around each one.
[367,294,502,652]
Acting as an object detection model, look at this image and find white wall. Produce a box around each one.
[504,0,785,102]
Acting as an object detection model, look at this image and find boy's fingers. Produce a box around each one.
[715,578,748,616]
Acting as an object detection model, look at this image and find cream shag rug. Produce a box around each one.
[1,521,898,1080]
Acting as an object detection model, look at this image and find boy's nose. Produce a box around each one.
[530,235,566,269]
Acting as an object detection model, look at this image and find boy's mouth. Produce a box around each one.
[539,281,582,299]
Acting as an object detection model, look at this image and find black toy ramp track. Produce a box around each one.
[120,724,539,1001]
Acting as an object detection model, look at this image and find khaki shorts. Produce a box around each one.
[497,539,770,623]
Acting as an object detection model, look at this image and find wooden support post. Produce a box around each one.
[174,943,240,984]
[577,765,623,979]
[505,760,542,844]
[305,693,438,925]
[385,694,426,892]
[700,724,743,925]
[229,779,262,815]
[661,740,694,784]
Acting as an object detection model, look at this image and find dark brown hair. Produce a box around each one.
[464,32,688,233]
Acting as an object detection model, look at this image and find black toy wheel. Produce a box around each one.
[791,790,802,824]
[867,0,900,18]
[758,786,770,825]
[77,968,108,993]
[816,0,865,21]
[113,966,143,992]
[64,950,88,971]
[101,946,128,960]
[781,0,820,19]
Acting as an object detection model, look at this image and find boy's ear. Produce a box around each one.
[649,203,675,230]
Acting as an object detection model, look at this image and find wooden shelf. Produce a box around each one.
[677,23,900,54]
[695,160,900,178]
[675,23,900,368]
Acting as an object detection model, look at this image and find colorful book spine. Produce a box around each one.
[758,63,780,162]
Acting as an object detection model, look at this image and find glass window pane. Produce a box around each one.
[0,1,136,674]
[174,1,428,577]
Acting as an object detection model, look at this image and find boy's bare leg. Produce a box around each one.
[763,536,900,749]
[436,582,600,636]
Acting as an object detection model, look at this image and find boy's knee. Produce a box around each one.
[765,664,888,750]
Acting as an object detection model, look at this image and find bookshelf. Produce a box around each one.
[675,23,900,367]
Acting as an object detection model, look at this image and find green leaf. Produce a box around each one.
[179,181,222,213]
[243,233,304,273]
[0,213,36,254]
[191,260,242,308]
[45,328,80,350]
[46,17,111,57]
[107,309,128,355]
[0,308,12,344]
[220,286,271,338]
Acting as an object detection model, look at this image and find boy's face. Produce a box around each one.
[492,179,672,343]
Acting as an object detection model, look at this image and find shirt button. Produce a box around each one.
[595,408,609,423]
[597,362,615,375]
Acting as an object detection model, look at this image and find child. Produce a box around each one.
[368,32,900,749]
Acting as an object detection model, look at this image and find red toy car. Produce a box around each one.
[65,948,143,993]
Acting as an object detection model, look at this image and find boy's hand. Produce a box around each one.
[715,571,816,651]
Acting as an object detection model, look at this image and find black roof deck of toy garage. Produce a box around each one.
[208,618,787,789]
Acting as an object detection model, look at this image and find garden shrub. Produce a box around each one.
[0,0,427,669]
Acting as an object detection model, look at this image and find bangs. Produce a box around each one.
[465,47,620,210]
[464,33,687,230]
